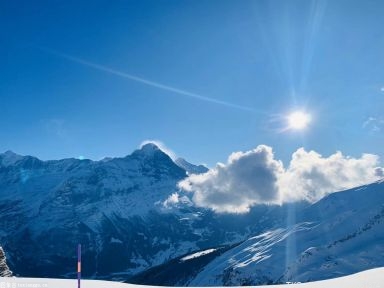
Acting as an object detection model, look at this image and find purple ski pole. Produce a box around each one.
[77,244,81,288]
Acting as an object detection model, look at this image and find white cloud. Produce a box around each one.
[179,146,383,213]
[163,192,180,207]
[178,145,284,213]
[140,140,177,160]
[280,149,382,202]
[375,167,384,178]
[161,192,193,210]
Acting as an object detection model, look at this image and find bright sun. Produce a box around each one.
[287,111,311,130]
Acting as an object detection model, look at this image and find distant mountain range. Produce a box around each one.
[0,145,383,285]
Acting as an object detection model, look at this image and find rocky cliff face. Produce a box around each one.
[0,246,12,277]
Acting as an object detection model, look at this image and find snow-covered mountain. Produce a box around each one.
[0,146,383,286]
[174,158,208,175]
[0,144,191,278]
[125,180,384,286]
[0,145,276,280]
[187,180,384,285]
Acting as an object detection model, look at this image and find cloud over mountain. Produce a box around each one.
[280,149,383,203]
[179,145,284,213]
[179,146,383,213]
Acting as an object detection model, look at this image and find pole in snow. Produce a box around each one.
[77,244,81,288]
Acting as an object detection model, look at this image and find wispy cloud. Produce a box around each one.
[363,116,384,133]
[42,118,68,140]
[36,47,255,112]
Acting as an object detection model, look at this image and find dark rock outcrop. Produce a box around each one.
[0,246,12,277]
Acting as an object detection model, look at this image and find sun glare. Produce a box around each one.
[287,111,311,130]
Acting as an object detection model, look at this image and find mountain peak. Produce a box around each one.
[140,143,160,153]
[135,143,163,158]
[175,157,209,175]
[129,143,170,161]
[2,150,19,156]
[0,150,23,166]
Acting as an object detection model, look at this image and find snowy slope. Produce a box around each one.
[1,267,384,288]
[189,180,384,286]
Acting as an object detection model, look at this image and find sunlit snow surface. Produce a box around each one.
[181,248,217,261]
[1,267,384,288]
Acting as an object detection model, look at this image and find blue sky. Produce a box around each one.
[1,0,383,166]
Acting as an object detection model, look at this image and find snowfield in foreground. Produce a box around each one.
[1,267,384,288]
